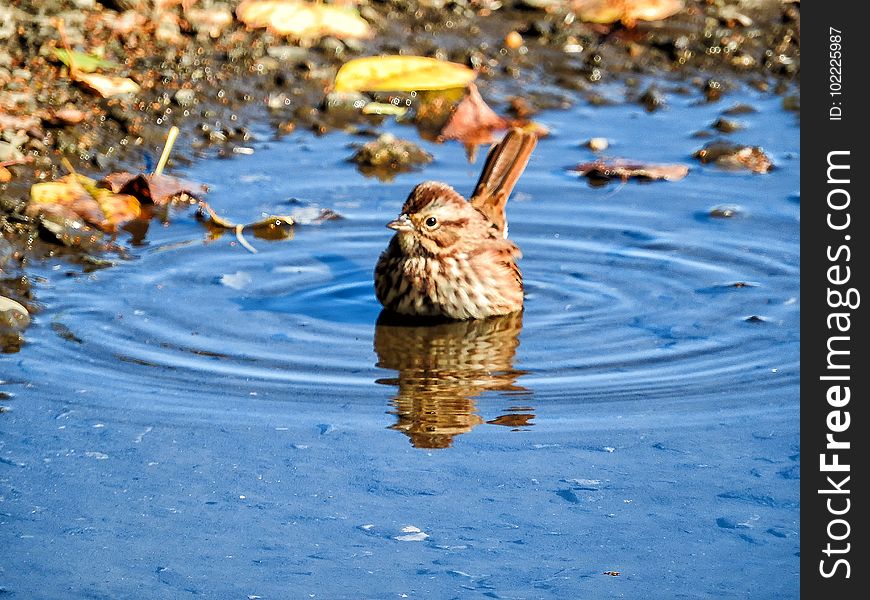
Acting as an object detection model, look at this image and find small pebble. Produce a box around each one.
[505,31,524,50]
[587,137,609,152]
[709,205,741,218]
[0,295,30,332]
[174,88,197,108]
[712,118,743,133]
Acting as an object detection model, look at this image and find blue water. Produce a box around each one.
[1,84,799,598]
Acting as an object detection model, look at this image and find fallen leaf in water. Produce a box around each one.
[74,72,141,98]
[334,56,477,93]
[53,49,119,73]
[100,172,208,205]
[572,0,684,26]
[237,0,372,40]
[570,159,689,182]
[197,201,296,240]
[29,174,141,231]
[439,84,507,144]
[439,84,547,145]
[693,142,773,173]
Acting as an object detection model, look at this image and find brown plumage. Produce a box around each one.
[374,128,537,320]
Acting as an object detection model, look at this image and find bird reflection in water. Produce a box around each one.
[373,311,534,449]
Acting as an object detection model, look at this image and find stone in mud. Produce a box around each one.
[711,118,744,133]
[0,141,23,162]
[782,95,799,112]
[586,137,609,152]
[266,45,310,64]
[708,205,742,218]
[723,103,757,115]
[350,133,432,179]
[638,86,666,112]
[693,141,773,173]
[0,296,30,333]
[174,88,197,107]
[703,78,725,102]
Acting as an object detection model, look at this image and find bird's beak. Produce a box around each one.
[387,213,413,231]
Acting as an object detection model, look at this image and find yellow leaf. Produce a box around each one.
[74,73,141,98]
[236,0,372,40]
[334,56,477,93]
[88,187,142,226]
[30,181,79,205]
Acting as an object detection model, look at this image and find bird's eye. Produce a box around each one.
[424,216,438,228]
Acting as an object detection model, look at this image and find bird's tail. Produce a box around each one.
[470,128,538,237]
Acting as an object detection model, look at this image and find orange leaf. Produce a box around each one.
[439,84,508,144]
[439,85,548,146]
[101,172,208,205]
[29,174,141,231]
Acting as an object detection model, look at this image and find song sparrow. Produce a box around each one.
[374,128,538,320]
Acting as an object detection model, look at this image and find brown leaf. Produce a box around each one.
[196,202,295,233]
[100,172,208,205]
[196,201,298,251]
[439,85,549,147]
[571,159,689,182]
[29,174,141,232]
[439,84,508,144]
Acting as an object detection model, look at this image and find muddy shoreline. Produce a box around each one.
[0,0,799,348]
